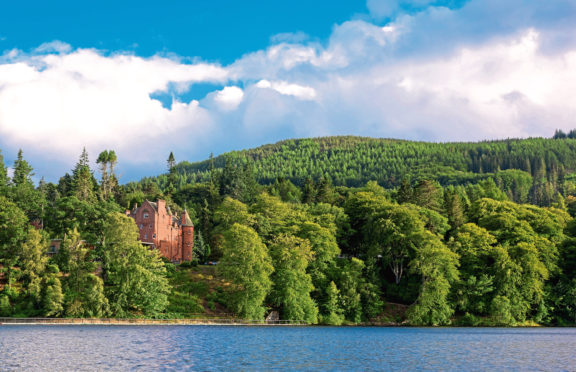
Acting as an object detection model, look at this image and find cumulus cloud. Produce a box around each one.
[255,80,317,100]
[0,46,226,167]
[2,0,576,179]
[213,86,244,111]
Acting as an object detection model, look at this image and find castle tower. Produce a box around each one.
[181,209,194,262]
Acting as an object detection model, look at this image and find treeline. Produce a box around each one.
[148,135,576,207]
[1,136,576,325]
[0,149,169,318]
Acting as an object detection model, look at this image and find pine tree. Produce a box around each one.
[12,149,34,186]
[166,152,177,196]
[72,148,96,202]
[302,177,316,204]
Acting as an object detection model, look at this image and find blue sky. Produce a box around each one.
[0,1,367,63]
[1,0,576,182]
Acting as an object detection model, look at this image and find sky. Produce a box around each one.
[1,0,576,182]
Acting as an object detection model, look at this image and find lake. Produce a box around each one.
[0,326,575,371]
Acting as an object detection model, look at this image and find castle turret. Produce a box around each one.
[181,209,194,262]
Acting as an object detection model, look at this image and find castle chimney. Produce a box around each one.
[157,199,166,213]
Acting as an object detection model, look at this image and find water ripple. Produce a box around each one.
[0,326,575,371]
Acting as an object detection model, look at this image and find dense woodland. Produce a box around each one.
[1,133,576,325]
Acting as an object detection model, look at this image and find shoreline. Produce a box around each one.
[1,318,572,327]
[0,318,307,326]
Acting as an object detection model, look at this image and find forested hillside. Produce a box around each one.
[2,133,576,326]
[145,136,576,206]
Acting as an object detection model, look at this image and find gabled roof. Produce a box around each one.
[146,200,158,212]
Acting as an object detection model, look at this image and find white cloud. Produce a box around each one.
[0,47,226,164]
[213,86,244,111]
[35,41,72,54]
[255,80,317,100]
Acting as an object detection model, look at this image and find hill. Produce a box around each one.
[163,135,576,190]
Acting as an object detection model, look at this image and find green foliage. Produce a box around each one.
[318,281,344,325]
[43,276,64,317]
[407,233,459,326]
[218,223,273,320]
[59,229,109,317]
[269,177,302,203]
[101,213,170,317]
[0,149,7,192]
[0,295,12,316]
[268,235,318,323]
[72,148,97,202]
[19,228,49,299]
[193,231,211,264]
[0,195,28,260]
[171,137,576,196]
[3,135,576,325]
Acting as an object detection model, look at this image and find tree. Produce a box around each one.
[396,178,413,204]
[101,213,170,316]
[167,151,176,170]
[193,230,211,264]
[316,177,335,204]
[301,177,316,204]
[60,228,109,317]
[8,150,45,221]
[319,281,344,325]
[328,258,366,323]
[412,179,443,212]
[407,233,459,325]
[72,148,97,202]
[269,177,301,203]
[269,235,318,323]
[449,223,498,315]
[367,203,428,285]
[444,186,467,230]
[42,264,64,317]
[166,152,177,196]
[11,149,34,187]
[218,223,273,320]
[96,150,118,200]
[97,150,110,199]
[19,228,49,300]
[0,196,28,261]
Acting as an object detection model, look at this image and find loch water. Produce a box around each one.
[0,326,575,371]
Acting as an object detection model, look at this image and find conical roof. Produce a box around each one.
[182,209,194,227]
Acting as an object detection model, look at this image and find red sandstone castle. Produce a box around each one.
[127,200,194,262]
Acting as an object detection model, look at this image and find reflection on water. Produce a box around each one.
[0,326,575,371]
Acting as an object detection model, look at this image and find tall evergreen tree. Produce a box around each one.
[72,148,96,202]
[12,149,34,187]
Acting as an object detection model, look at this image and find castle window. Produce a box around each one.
[188,231,191,235]
[140,224,143,230]
[143,211,149,219]
[144,234,147,239]
[153,234,156,239]
[149,224,153,228]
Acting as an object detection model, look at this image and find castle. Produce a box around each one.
[127,200,194,263]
